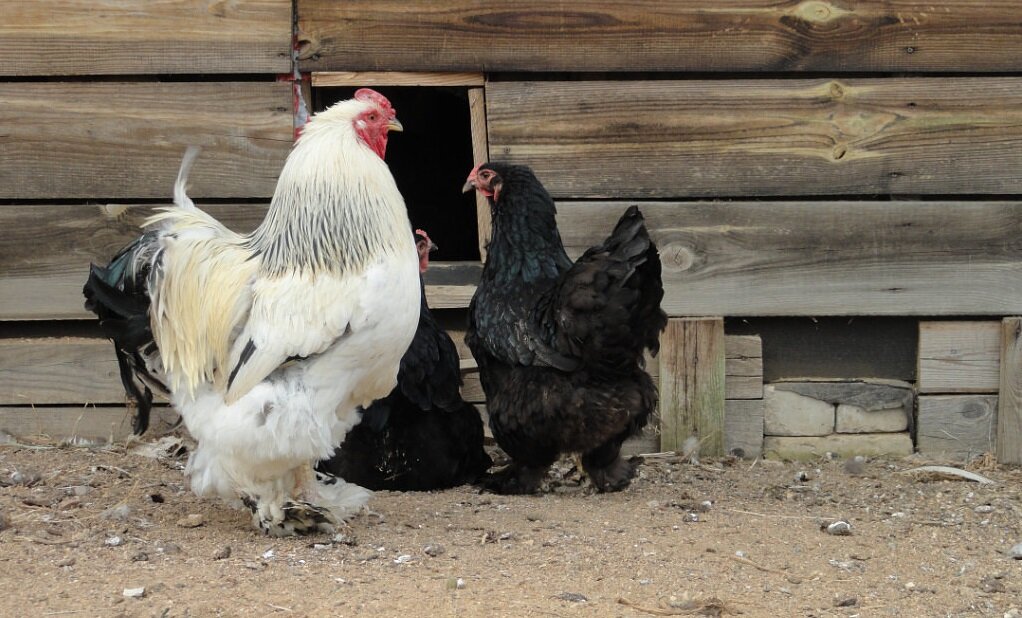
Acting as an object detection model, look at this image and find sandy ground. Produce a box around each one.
[1,437,1021,618]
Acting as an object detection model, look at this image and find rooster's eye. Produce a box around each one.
[368,113,377,121]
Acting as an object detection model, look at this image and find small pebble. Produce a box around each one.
[148,493,165,504]
[699,500,713,512]
[423,544,445,557]
[312,543,331,551]
[639,579,652,585]
[904,582,916,591]
[795,470,810,483]
[843,456,867,476]
[102,505,133,522]
[175,513,204,528]
[446,578,466,590]
[131,552,148,562]
[825,521,852,536]
[122,587,145,599]
[213,546,232,560]
[1009,543,1022,560]
[156,542,182,555]
[105,536,124,547]
[393,554,413,564]
[333,533,358,546]
[56,556,76,568]
[554,592,588,603]
[684,512,699,523]
[10,470,41,486]
[498,532,513,541]
[834,596,858,607]
[975,505,995,514]
[262,549,275,560]
[67,485,92,497]
[1004,609,1021,618]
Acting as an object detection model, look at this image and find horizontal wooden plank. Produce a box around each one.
[0,82,293,200]
[298,1,1022,73]
[3,0,291,76]
[0,201,471,321]
[0,338,127,405]
[556,202,1022,316]
[0,406,178,442]
[312,72,484,87]
[918,322,1001,394]
[917,394,998,461]
[0,204,267,320]
[487,79,1022,198]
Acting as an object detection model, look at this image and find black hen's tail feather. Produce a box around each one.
[83,234,163,435]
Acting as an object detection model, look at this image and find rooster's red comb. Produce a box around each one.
[355,88,395,116]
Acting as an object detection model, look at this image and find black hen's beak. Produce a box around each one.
[463,163,482,193]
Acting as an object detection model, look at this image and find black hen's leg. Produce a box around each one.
[581,439,640,493]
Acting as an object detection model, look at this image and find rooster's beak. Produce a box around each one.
[387,118,404,132]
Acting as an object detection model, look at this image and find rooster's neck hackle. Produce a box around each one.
[251,101,410,277]
[486,167,572,286]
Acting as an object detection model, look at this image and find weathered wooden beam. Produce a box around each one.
[0,406,178,442]
[0,82,293,200]
[918,322,1002,394]
[724,399,764,459]
[997,318,1022,464]
[559,203,1022,317]
[297,1,1022,73]
[659,318,726,456]
[487,79,1022,198]
[468,88,492,259]
[917,395,998,461]
[2,0,291,76]
[312,72,484,87]
[0,338,126,405]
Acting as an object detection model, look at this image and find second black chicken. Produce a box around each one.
[317,231,492,491]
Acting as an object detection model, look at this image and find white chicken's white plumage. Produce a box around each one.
[84,89,420,535]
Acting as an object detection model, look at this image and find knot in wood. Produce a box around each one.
[660,241,696,271]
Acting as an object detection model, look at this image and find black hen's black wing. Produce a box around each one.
[394,288,463,412]
[543,206,667,370]
[83,232,166,434]
[318,284,492,491]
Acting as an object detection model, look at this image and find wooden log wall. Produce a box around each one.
[0,1,295,438]
[2,2,1021,455]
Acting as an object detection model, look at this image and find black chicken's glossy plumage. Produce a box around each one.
[467,164,666,494]
[317,282,492,491]
[83,232,166,434]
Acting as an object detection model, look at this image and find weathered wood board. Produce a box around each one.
[0,204,267,321]
[298,1,1022,73]
[0,338,130,405]
[487,79,1022,198]
[2,0,291,75]
[917,395,998,461]
[0,82,293,200]
[0,201,471,319]
[918,322,1002,394]
[724,399,764,459]
[659,318,726,456]
[312,72,484,87]
[558,202,1022,316]
[0,406,178,442]
[998,318,1022,465]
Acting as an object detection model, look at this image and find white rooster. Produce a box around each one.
[84,89,421,535]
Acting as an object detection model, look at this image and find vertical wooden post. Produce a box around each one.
[468,87,491,260]
[660,317,726,456]
[997,317,1022,464]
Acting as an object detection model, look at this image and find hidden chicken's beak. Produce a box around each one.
[462,164,481,193]
[387,118,404,132]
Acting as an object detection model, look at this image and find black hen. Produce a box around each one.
[463,163,666,494]
[316,232,492,490]
[83,231,167,434]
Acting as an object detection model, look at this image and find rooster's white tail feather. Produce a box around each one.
[174,146,202,211]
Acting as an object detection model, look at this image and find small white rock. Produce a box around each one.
[1008,543,1022,560]
[456,578,466,589]
[975,505,995,514]
[123,587,145,599]
[262,549,275,560]
[826,521,852,536]
[904,582,916,591]
[394,554,413,564]
[105,535,123,547]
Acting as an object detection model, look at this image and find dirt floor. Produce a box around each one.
[1,436,1021,618]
